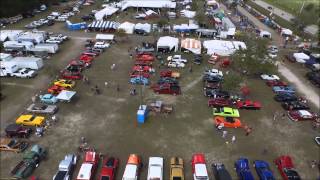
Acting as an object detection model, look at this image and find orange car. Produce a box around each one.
[214,116,242,128]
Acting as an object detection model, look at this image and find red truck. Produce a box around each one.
[152,83,181,95]
[76,150,99,180]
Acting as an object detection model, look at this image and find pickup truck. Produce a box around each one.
[12,68,37,78]
[122,154,141,180]
[94,41,110,49]
[76,150,99,180]
[11,144,47,179]
[53,154,77,180]
[167,55,188,63]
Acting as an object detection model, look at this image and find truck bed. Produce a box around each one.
[54,170,67,180]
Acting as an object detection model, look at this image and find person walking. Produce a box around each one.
[231,135,236,143]
[222,130,228,138]
[116,84,120,92]
[31,95,36,103]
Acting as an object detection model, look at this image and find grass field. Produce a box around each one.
[264,0,319,16]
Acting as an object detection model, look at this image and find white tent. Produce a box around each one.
[118,22,135,34]
[181,38,201,54]
[56,90,76,102]
[203,40,246,56]
[134,23,152,33]
[0,30,23,42]
[95,6,119,20]
[96,34,114,41]
[157,36,179,52]
[260,31,271,38]
[293,52,309,63]
[118,0,176,11]
[145,10,158,16]
[281,28,293,36]
[180,10,196,18]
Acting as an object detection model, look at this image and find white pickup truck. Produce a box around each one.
[94,41,110,49]
[12,68,37,78]
[167,55,188,63]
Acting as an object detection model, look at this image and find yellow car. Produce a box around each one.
[53,79,75,88]
[170,157,184,180]
[16,115,45,127]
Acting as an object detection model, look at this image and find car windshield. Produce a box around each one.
[106,158,114,167]
[7,139,17,147]
[284,169,300,179]
[101,176,110,180]
[173,177,182,180]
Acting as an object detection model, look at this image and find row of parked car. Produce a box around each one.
[260,74,319,122]
[52,150,302,180]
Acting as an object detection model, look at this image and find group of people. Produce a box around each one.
[216,122,253,144]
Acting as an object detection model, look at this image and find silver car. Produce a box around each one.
[26,104,58,114]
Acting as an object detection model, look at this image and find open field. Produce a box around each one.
[264,0,319,17]
[1,1,320,180]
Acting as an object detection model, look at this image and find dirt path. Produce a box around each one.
[278,63,320,108]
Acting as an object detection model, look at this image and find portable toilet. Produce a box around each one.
[137,105,148,124]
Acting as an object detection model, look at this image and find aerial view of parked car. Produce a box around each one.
[253,160,275,180]
[152,84,181,95]
[5,124,32,138]
[281,101,310,110]
[236,100,262,110]
[192,153,209,180]
[208,98,232,107]
[274,156,301,180]
[122,154,141,180]
[288,110,317,121]
[213,107,240,117]
[53,154,77,180]
[16,114,45,127]
[0,138,29,153]
[76,149,99,180]
[211,163,232,180]
[214,116,242,128]
[26,103,58,114]
[266,80,287,87]
[147,157,163,180]
[235,157,254,180]
[54,79,76,88]
[48,85,67,95]
[274,93,298,102]
[40,94,58,104]
[170,157,184,180]
[204,89,229,98]
[130,76,149,85]
[98,156,119,180]
[272,86,295,94]
[260,74,280,81]
[167,61,185,68]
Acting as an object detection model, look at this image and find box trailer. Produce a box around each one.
[0,61,19,76]
[29,48,49,58]
[35,43,59,54]
[10,57,44,70]
[3,41,34,51]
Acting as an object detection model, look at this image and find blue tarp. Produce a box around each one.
[66,21,87,30]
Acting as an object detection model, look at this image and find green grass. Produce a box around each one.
[264,0,319,17]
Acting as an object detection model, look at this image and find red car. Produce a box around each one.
[77,150,99,180]
[208,98,231,107]
[287,110,317,121]
[80,55,94,62]
[132,65,153,72]
[136,53,154,62]
[98,157,119,180]
[130,71,150,78]
[274,156,301,180]
[204,81,221,89]
[266,80,288,87]
[135,60,152,66]
[48,85,66,95]
[159,70,180,78]
[82,52,98,57]
[69,60,88,70]
[191,153,209,180]
[236,100,262,110]
[60,70,82,80]
[152,83,181,95]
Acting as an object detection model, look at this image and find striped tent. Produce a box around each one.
[88,21,120,31]
[181,38,201,54]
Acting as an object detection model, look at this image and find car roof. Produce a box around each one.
[123,164,137,178]
[77,163,93,179]
[195,164,208,177]
[298,110,312,116]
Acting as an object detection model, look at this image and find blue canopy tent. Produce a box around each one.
[66,21,87,31]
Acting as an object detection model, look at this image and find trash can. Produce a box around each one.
[137,105,148,124]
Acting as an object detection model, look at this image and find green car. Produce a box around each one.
[213,107,240,117]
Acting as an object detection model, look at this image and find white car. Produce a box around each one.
[167,55,188,63]
[46,38,62,44]
[94,42,110,49]
[168,61,185,68]
[147,157,163,180]
[12,68,37,78]
[204,68,223,77]
[268,45,279,53]
[268,52,278,58]
[315,137,320,146]
[50,34,68,41]
[193,163,209,180]
[260,74,280,80]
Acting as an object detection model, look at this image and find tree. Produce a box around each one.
[195,12,208,27]
[191,1,198,11]
[157,18,168,28]
[223,72,243,91]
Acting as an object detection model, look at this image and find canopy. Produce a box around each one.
[260,30,271,38]
[180,10,196,18]
[56,90,76,101]
[118,21,135,34]
[293,53,309,63]
[88,21,120,30]
[118,0,176,11]
[134,23,151,33]
[173,23,199,33]
[96,34,114,41]
[281,28,293,36]
[95,6,119,20]
[181,38,201,54]
[157,36,179,52]
[203,40,246,56]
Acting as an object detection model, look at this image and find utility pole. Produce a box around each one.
[299,1,305,15]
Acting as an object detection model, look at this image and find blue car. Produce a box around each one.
[235,158,255,180]
[253,160,275,180]
[130,77,149,85]
[40,94,58,104]
[272,86,295,94]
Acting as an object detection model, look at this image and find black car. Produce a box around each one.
[306,72,320,87]
[46,20,54,26]
[5,124,32,138]
[281,101,310,110]
[194,55,202,65]
[157,77,178,85]
[274,93,298,102]
[212,163,232,180]
[204,88,230,98]
[203,74,223,83]
[134,29,148,36]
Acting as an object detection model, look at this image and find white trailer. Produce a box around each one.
[10,57,44,70]
[0,61,19,76]
[3,41,34,51]
[35,43,59,54]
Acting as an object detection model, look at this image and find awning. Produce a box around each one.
[181,38,201,54]
[56,90,76,101]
